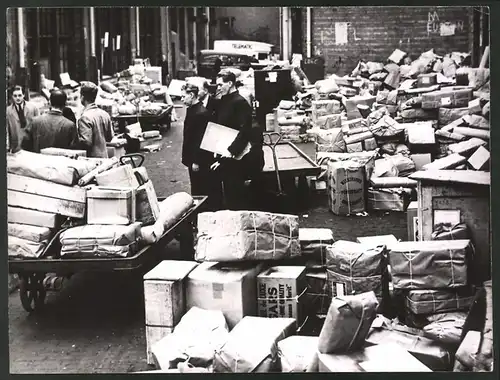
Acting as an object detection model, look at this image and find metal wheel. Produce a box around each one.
[19,273,46,313]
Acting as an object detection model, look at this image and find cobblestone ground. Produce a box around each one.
[8,104,407,374]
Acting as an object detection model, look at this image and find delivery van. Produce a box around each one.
[213,40,275,61]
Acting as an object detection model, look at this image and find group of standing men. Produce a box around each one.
[6,82,114,158]
[181,69,264,212]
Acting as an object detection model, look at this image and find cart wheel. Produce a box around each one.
[19,274,46,313]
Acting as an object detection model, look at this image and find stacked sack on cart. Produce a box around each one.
[140,208,490,373]
[7,149,194,260]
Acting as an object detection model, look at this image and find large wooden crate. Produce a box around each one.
[410,170,490,284]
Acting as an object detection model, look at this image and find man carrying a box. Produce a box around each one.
[77,81,114,158]
[211,70,264,210]
[24,89,78,153]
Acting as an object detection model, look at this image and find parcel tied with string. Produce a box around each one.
[405,287,476,315]
[213,316,297,373]
[388,240,471,290]
[318,291,379,354]
[327,160,366,216]
[298,228,334,267]
[325,241,386,302]
[195,211,300,262]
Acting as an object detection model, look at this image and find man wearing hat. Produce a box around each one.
[77,81,114,158]
[211,69,264,210]
[25,89,78,153]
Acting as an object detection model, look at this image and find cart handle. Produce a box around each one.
[263,132,282,148]
[120,153,145,168]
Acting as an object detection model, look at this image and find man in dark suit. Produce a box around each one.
[212,69,264,210]
[198,78,219,122]
[25,90,78,153]
[181,83,215,206]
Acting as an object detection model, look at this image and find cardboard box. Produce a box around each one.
[327,160,366,216]
[422,153,467,171]
[467,146,490,171]
[96,165,140,188]
[299,228,334,267]
[40,147,87,159]
[400,108,438,120]
[8,223,52,243]
[257,266,307,326]
[106,145,126,159]
[318,344,431,372]
[356,234,398,250]
[87,187,136,225]
[8,206,60,228]
[136,181,161,225]
[407,124,436,153]
[410,154,432,171]
[468,98,483,114]
[363,138,378,151]
[144,260,199,327]
[186,262,263,329]
[341,118,365,134]
[7,173,87,219]
[315,114,342,129]
[405,287,476,315]
[416,73,437,88]
[146,326,174,365]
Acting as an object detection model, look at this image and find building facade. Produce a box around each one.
[7,6,488,91]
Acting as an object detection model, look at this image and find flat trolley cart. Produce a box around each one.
[9,195,207,313]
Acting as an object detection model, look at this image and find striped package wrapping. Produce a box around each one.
[325,241,386,300]
[405,287,476,315]
[388,240,470,290]
[60,223,142,258]
[299,228,334,267]
[195,211,300,262]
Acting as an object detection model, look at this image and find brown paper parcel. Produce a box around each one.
[8,235,48,259]
[326,241,385,299]
[318,291,379,354]
[405,287,476,315]
[195,211,300,262]
[299,228,334,266]
[365,319,452,371]
[327,160,366,216]
[388,240,470,290]
[213,316,296,373]
[304,270,331,315]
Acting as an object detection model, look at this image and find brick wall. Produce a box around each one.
[303,6,474,76]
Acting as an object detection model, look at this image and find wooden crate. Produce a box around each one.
[146,325,174,365]
[87,187,136,225]
[410,170,490,284]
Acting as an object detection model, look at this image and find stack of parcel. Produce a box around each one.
[7,148,194,262]
[142,205,491,372]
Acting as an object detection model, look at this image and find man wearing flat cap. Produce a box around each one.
[78,81,114,158]
[212,69,264,210]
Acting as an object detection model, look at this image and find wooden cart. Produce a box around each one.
[9,196,207,313]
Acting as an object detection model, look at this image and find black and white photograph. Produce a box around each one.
[5,5,493,374]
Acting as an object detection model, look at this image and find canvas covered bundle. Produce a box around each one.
[325,241,386,299]
[213,316,296,373]
[8,235,48,259]
[59,222,142,258]
[388,240,471,290]
[318,291,379,354]
[195,211,300,262]
[405,287,476,315]
[367,187,412,212]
